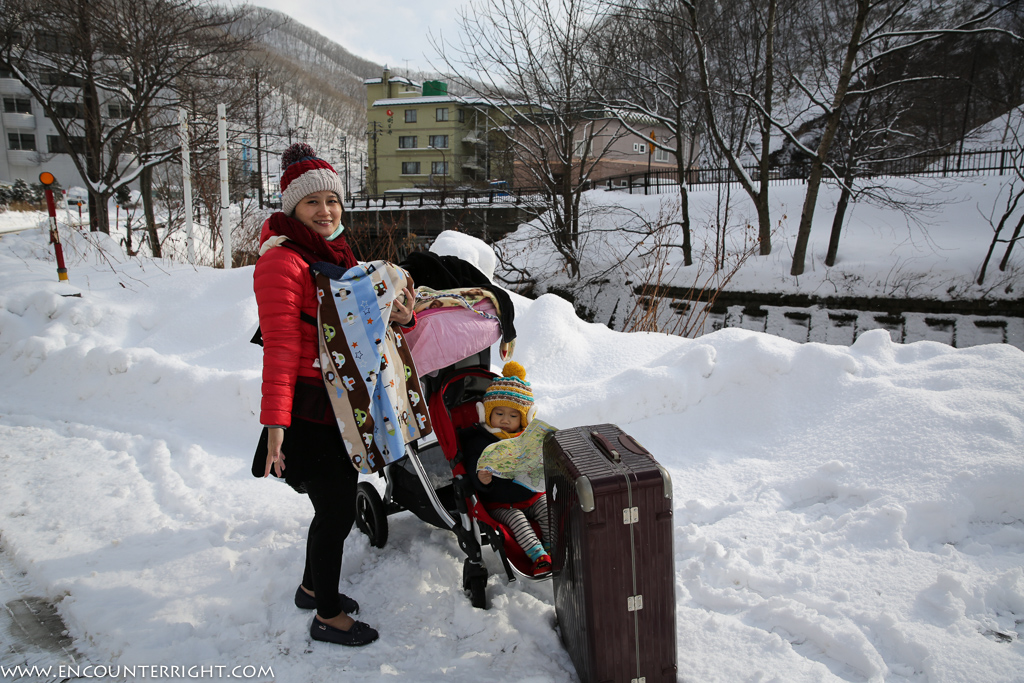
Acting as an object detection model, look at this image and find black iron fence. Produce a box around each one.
[348,148,1020,205]
[599,147,1022,195]
[347,186,549,210]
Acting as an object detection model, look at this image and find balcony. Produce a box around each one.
[3,112,35,129]
[7,149,39,167]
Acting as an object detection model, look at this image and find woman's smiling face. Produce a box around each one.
[293,190,342,238]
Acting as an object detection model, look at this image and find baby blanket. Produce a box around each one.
[314,260,432,474]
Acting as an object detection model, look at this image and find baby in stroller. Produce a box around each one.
[458,361,552,574]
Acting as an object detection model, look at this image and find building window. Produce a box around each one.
[436,107,448,122]
[3,97,31,114]
[108,101,129,119]
[50,101,85,119]
[40,71,82,87]
[428,135,448,149]
[573,139,591,159]
[401,161,421,175]
[35,31,72,55]
[8,132,36,151]
[47,134,85,155]
[398,135,417,149]
[654,148,671,163]
[633,142,647,154]
[457,109,465,123]
[431,161,449,175]
[404,109,417,123]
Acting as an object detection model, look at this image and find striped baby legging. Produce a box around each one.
[488,495,550,558]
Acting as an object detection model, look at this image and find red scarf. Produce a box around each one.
[267,212,357,269]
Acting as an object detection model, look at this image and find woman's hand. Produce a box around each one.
[265,427,286,478]
[477,469,493,485]
[389,286,416,326]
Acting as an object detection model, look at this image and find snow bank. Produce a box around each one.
[0,226,1022,681]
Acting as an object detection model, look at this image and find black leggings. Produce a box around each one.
[301,467,359,619]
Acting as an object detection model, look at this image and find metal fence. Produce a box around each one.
[348,147,1020,205]
[598,147,1022,195]
[347,186,549,210]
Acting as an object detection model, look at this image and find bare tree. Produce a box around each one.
[0,0,254,234]
[978,113,1024,284]
[681,0,782,256]
[774,0,1020,276]
[435,0,623,278]
[594,0,704,266]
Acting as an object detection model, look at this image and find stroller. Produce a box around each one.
[352,346,550,609]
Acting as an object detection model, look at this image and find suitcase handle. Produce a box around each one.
[590,431,621,462]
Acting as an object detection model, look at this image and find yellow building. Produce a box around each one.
[364,69,507,194]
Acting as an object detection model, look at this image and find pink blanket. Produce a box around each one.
[405,300,501,376]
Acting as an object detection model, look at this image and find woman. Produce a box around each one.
[253,143,414,647]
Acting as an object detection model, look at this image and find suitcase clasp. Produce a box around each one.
[627,595,644,611]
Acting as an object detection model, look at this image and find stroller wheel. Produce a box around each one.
[355,482,389,548]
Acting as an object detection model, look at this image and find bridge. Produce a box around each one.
[344,188,548,245]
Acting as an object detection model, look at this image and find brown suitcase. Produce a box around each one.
[544,424,677,683]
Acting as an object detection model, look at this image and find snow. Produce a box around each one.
[497,175,1024,358]
[1,217,1023,682]
[503,175,1023,305]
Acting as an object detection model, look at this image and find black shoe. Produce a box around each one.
[294,586,359,615]
[310,618,379,646]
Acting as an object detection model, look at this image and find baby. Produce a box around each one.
[459,361,551,574]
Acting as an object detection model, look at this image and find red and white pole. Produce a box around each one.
[40,172,68,282]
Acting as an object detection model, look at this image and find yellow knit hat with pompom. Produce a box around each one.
[482,361,534,428]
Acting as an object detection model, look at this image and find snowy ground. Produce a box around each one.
[0,214,1022,682]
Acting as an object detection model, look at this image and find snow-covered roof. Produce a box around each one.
[371,95,503,108]
[363,76,421,87]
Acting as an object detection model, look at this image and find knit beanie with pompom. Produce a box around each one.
[482,361,535,429]
[279,142,345,216]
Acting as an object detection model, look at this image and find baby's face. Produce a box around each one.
[489,406,522,433]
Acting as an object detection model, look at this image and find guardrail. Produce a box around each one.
[347,187,549,210]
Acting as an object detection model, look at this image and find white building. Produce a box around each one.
[0,67,128,191]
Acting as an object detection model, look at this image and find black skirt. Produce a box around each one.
[252,417,352,493]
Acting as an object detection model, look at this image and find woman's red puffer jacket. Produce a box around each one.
[253,225,321,427]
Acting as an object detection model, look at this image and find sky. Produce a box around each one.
[1,174,1023,680]
[246,0,470,74]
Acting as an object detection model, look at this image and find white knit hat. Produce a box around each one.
[279,143,345,215]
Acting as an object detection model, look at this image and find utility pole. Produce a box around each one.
[179,108,195,265]
[253,69,265,209]
[339,135,350,196]
[367,122,383,196]
[218,103,231,269]
[647,130,655,196]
